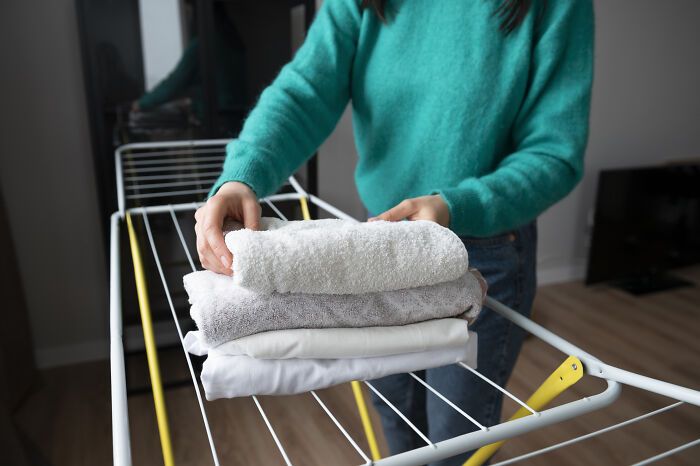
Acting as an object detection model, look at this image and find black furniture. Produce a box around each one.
[586,162,700,294]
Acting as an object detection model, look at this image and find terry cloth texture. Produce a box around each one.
[184,318,470,360]
[198,334,478,399]
[208,0,594,237]
[223,217,469,294]
[184,268,483,347]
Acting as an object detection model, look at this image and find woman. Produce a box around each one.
[195,1,593,464]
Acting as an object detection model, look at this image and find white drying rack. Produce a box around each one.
[109,139,700,466]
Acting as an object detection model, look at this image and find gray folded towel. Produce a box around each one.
[222,217,469,294]
[184,270,484,347]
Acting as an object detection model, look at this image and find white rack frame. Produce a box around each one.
[109,140,700,465]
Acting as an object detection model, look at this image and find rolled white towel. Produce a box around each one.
[184,318,470,360]
[184,269,483,347]
[198,334,478,399]
[223,217,469,294]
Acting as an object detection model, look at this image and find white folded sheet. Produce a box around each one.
[184,269,483,347]
[222,217,469,294]
[184,318,470,360]
[197,333,478,399]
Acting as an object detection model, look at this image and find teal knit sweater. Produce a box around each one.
[210,0,594,236]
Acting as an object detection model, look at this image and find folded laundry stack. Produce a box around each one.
[183,217,485,400]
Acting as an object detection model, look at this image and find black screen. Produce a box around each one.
[586,163,700,285]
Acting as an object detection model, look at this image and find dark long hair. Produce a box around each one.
[360,0,544,34]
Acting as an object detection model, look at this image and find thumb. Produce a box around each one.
[372,199,416,222]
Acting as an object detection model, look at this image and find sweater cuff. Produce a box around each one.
[432,180,490,237]
[137,95,156,111]
[208,139,281,199]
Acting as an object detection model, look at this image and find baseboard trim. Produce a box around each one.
[537,261,587,286]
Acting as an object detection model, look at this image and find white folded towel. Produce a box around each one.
[184,269,483,347]
[198,333,478,399]
[184,318,470,360]
[222,217,469,294]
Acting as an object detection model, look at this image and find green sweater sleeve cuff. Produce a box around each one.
[137,95,156,111]
[433,181,491,237]
[208,139,285,199]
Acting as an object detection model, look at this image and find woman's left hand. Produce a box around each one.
[369,194,450,228]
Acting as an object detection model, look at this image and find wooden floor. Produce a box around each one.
[15,267,700,465]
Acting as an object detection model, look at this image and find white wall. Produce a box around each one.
[537,0,700,284]
[0,1,109,367]
[319,0,700,283]
[138,0,184,90]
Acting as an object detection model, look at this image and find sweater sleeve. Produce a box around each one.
[138,38,199,110]
[209,0,361,198]
[435,0,594,237]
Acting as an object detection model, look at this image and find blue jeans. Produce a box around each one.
[369,222,537,466]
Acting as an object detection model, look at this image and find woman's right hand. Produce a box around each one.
[194,181,261,276]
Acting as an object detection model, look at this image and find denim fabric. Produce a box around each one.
[369,222,537,466]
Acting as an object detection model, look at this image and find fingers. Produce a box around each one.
[196,198,233,275]
[369,195,449,227]
[203,207,232,269]
[242,199,261,231]
[371,199,417,222]
[195,221,231,275]
[194,182,263,276]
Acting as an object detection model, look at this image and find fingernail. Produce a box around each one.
[220,256,229,268]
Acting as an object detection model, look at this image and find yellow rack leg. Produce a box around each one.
[298,194,311,221]
[352,381,383,461]
[126,213,176,466]
[463,355,583,466]
[298,196,382,460]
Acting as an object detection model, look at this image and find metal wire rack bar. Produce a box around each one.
[458,363,538,416]
[126,179,219,191]
[264,198,289,221]
[126,188,211,200]
[124,163,224,174]
[491,402,684,465]
[109,213,131,466]
[169,207,197,270]
[125,171,222,182]
[310,390,373,465]
[631,438,700,466]
[252,395,293,466]
[407,372,487,431]
[121,147,226,159]
[118,138,233,151]
[365,380,436,449]
[125,156,225,166]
